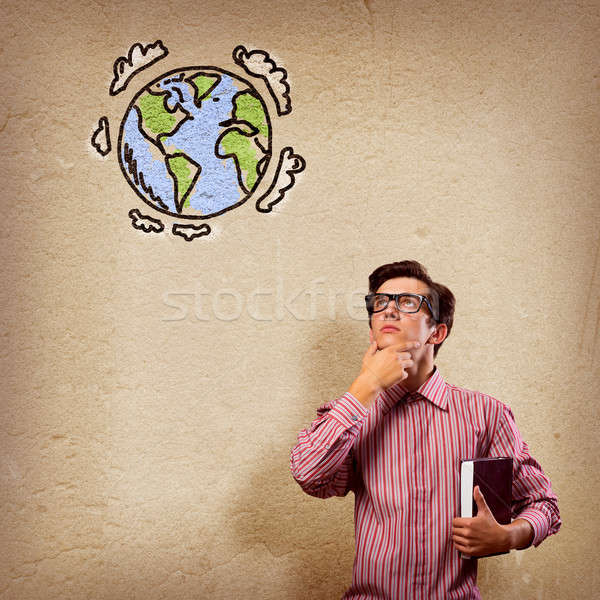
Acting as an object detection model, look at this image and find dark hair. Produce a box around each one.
[368,260,455,357]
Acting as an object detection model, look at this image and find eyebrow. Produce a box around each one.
[376,291,429,296]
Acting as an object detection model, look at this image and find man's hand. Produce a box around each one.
[361,340,420,389]
[451,486,511,557]
[348,340,419,408]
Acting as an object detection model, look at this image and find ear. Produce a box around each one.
[427,323,448,345]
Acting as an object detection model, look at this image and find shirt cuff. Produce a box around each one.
[327,392,369,430]
[515,508,550,548]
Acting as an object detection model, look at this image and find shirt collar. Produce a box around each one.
[415,366,449,411]
[379,366,449,413]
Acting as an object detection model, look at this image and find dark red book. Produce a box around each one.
[460,457,513,558]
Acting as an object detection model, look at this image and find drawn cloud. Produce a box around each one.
[128,208,164,233]
[172,223,211,242]
[232,46,291,116]
[255,147,305,213]
[91,116,111,156]
[110,40,168,96]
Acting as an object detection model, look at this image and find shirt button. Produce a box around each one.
[351,414,358,421]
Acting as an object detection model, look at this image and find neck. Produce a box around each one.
[403,355,436,392]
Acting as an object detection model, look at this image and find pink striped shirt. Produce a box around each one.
[290,367,561,599]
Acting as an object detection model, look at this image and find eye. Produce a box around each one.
[399,295,418,310]
[372,295,388,311]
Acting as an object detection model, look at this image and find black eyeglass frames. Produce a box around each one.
[364,293,439,321]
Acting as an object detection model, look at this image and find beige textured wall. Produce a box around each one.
[1,0,599,598]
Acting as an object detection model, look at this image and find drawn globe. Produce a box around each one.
[118,66,272,219]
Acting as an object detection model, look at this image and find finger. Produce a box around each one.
[452,518,471,528]
[452,534,471,546]
[388,341,421,352]
[474,485,490,514]
[397,358,414,368]
[400,366,413,378]
[367,340,379,355]
[452,538,471,553]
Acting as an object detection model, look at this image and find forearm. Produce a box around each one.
[505,518,534,550]
[489,405,562,548]
[290,393,368,497]
[291,419,354,493]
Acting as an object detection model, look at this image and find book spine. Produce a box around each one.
[460,461,474,518]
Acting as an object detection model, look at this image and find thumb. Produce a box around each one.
[474,485,490,515]
[367,340,378,355]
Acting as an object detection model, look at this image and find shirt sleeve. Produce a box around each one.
[488,404,562,548]
[290,392,370,499]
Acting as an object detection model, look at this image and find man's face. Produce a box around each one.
[368,277,439,354]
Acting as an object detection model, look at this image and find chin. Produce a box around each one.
[379,331,402,341]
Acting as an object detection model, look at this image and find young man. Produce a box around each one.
[290,260,560,599]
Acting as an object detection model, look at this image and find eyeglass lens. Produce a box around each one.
[370,294,421,313]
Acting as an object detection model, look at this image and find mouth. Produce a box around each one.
[380,326,400,333]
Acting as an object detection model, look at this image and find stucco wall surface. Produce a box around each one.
[1,0,599,598]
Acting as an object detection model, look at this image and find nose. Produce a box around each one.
[382,301,400,319]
